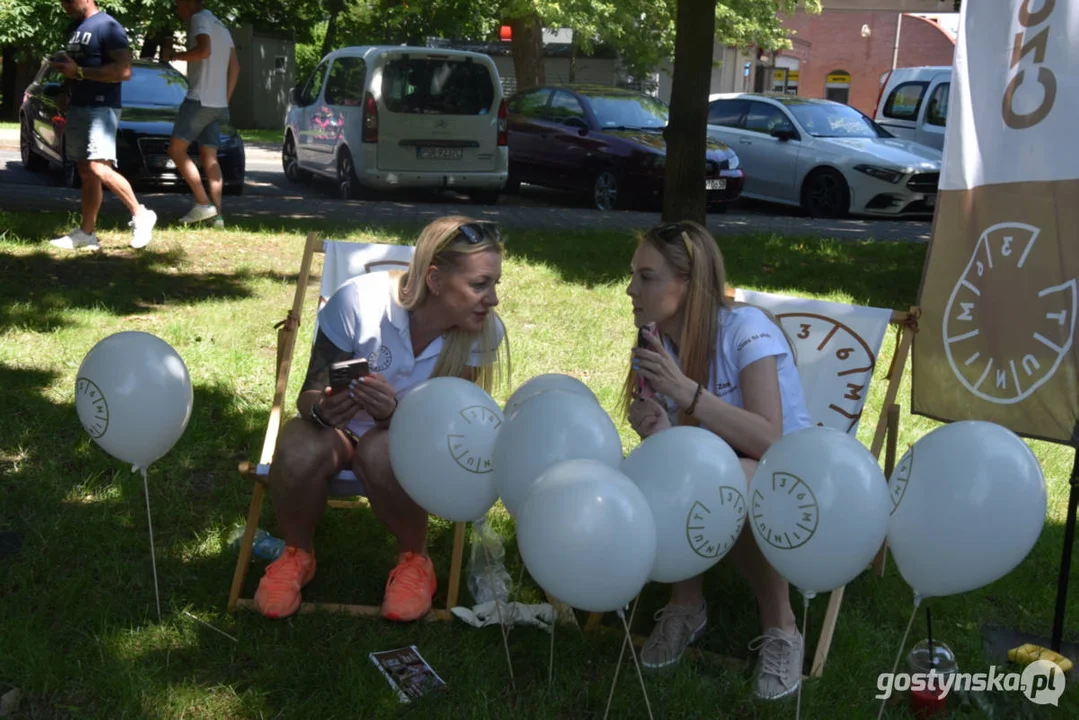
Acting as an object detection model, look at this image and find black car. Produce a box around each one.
[505,84,744,211]
[20,59,244,194]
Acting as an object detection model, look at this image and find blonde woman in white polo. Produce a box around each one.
[255,216,509,622]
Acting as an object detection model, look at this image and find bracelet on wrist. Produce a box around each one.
[309,400,331,428]
[686,383,704,416]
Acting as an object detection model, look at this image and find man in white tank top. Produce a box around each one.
[166,0,240,226]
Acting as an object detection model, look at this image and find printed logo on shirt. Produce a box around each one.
[714,380,737,398]
[736,332,772,353]
[367,344,393,372]
[68,31,93,47]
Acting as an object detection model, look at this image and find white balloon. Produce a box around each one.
[517,459,656,613]
[749,427,891,596]
[389,377,504,522]
[887,421,1047,600]
[621,427,747,583]
[76,331,193,471]
[503,373,599,419]
[493,389,622,517]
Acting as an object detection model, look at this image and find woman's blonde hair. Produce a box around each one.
[619,221,793,427]
[395,216,510,395]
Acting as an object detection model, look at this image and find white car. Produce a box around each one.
[706,93,942,218]
[283,46,508,203]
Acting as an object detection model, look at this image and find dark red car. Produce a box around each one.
[504,84,744,211]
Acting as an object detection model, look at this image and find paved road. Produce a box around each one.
[0,143,932,243]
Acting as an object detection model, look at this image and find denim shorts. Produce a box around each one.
[65,105,119,163]
[173,99,229,148]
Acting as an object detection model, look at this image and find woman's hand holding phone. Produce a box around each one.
[316,384,362,427]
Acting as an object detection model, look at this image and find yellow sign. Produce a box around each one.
[773,69,786,82]
[826,72,851,84]
[773,69,800,83]
[788,71,800,82]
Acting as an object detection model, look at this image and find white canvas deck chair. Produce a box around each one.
[227,232,468,620]
[584,288,919,677]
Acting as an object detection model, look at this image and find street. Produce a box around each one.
[0,143,933,242]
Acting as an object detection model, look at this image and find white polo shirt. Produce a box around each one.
[663,305,813,435]
[185,10,234,108]
[318,272,505,439]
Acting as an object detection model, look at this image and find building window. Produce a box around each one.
[274,56,287,73]
[824,69,852,105]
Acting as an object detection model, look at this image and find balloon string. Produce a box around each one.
[797,593,810,720]
[548,602,555,688]
[141,468,162,623]
[604,596,642,720]
[878,597,921,720]
[482,536,515,691]
[619,605,654,720]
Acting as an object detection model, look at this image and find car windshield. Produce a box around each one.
[381,57,495,115]
[124,66,188,107]
[587,94,668,130]
[787,102,883,138]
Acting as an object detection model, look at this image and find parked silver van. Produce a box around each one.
[873,66,951,151]
[282,46,509,203]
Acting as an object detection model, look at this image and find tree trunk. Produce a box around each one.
[509,12,544,91]
[1,45,18,122]
[661,0,717,224]
[139,31,171,61]
[568,37,577,83]
[321,1,345,61]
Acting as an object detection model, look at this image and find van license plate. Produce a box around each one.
[417,147,463,160]
[705,179,727,190]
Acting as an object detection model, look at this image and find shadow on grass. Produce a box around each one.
[0,245,297,333]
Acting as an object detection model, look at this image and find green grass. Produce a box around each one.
[0,210,1075,719]
[0,121,17,132]
[238,128,283,147]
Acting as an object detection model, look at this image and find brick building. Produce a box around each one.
[772,9,956,115]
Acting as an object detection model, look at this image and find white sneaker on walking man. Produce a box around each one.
[165,0,240,226]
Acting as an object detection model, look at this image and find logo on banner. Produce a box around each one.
[943,222,1077,404]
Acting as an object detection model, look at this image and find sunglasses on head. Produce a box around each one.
[654,222,694,260]
[457,221,502,245]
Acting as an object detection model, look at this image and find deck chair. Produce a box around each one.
[583,288,918,677]
[227,232,467,621]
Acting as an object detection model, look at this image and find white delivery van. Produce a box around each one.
[283,46,508,203]
[873,66,952,151]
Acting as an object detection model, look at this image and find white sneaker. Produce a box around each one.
[50,228,100,251]
[749,627,804,700]
[179,203,218,225]
[130,206,157,249]
[212,215,225,229]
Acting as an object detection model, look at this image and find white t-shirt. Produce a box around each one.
[663,305,813,437]
[185,10,234,108]
[318,272,505,439]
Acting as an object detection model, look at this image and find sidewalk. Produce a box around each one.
[0,127,17,151]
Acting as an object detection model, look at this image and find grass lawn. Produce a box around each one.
[0,121,17,132]
[0,210,1075,719]
[238,128,283,147]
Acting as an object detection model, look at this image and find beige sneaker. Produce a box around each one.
[639,601,707,670]
[749,627,804,700]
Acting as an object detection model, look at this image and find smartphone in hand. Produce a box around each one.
[635,325,655,400]
[329,358,370,394]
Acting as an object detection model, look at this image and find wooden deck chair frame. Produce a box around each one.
[581,296,921,679]
[226,232,466,620]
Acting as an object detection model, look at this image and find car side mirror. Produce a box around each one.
[564,116,588,134]
[289,86,303,106]
[771,128,796,142]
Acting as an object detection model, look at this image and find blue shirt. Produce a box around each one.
[65,12,129,108]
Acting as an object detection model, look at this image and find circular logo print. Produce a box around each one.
[75,377,109,439]
[889,449,913,516]
[685,486,747,559]
[751,471,819,550]
[943,222,1077,404]
[367,344,393,372]
[446,405,502,474]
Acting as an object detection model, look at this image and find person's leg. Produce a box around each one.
[84,108,141,217]
[352,427,436,622]
[78,161,103,234]
[196,111,224,213]
[255,417,353,619]
[169,100,212,207]
[51,108,99,249]
[727,457,803,700]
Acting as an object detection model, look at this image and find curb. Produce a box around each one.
[0,141,18,152]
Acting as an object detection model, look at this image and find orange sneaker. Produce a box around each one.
[381,552,437,622]
[254,546,316,619]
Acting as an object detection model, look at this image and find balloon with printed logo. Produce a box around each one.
[389,376,504,522]
[621,426,747,583]
[517,458,657,613]
[75,331,193,472]
[887,421,1046,600]
[493,389,623,517]
[748,426,891,596]
[503,373,599,419]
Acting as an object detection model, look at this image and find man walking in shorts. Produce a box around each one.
[49,0,158,251]
[165,0,240,226]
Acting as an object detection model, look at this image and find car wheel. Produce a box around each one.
[503,167,522,195]
[470,190,499,205]
[592,169,622,211]
[282,132,308,183]
[20,117,47,172]
[60,141,81,189]
[337,149,362,200]
[224,183,244,197]
[801,168,850,219]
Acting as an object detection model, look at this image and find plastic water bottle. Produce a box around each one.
[228,526,285,562]
[467,517,512,605]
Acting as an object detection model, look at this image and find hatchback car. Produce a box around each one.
[505,85,743,211]
[706,93,941,218]
[282,45,508,202]
[20,59,245,193]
